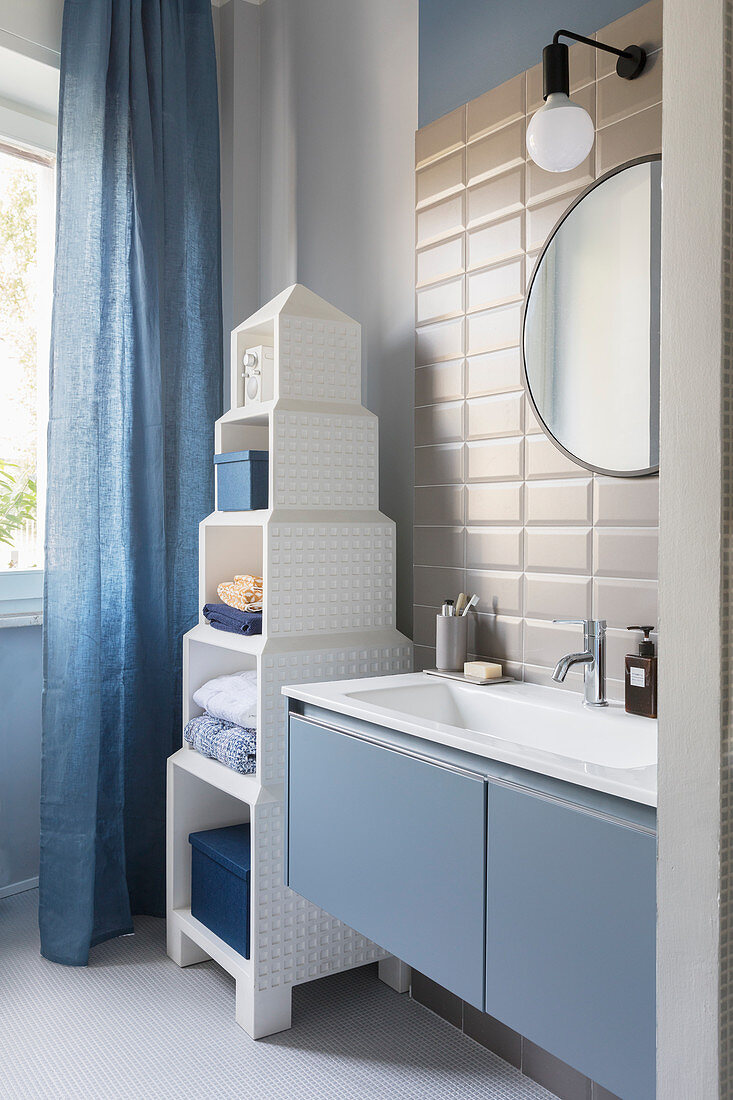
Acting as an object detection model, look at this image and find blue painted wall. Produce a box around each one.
[419,0,644,127]
[0,626,42,892]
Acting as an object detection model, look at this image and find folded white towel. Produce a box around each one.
[193,670,258,729]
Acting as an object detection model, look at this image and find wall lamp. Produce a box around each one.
[526,30,647,172]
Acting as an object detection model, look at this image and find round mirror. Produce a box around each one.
[523,155,661,477]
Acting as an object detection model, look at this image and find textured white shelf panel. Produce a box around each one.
[171,906,253,980]
[279,314,361,404]
[272,409,378,510]
[260,637,413,785]
[186,622,266,655]
[170,746,260,804]
[267,522,395,636]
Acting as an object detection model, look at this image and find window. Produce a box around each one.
[0,140,54,587]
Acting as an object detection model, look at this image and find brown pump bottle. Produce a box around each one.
[625,626,657,719]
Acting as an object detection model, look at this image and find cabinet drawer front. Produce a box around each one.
[486,781,656,1100]
[287,715,487,1007]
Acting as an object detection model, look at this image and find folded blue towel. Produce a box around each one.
[203,603,262,636]
[184,714,257,774]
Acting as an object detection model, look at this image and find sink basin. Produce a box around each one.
[283,672,658,805]
[345,679,656,771]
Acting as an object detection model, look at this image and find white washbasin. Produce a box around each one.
[283,673,658,805]
[345,679,655,771]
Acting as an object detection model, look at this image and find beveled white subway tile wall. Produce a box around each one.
[415,104,466,170]
[415,443,464,487]
[467,120,526,186]
[414,565,465,606]
[416,234,465,286]
[466,569,523,616]
[413,0,662,695]
[413,525,464,568]
[416,193,465,248]
[467,257,524,312]
[466,391,523,439]
[467,167,524,227]
[416,149,465,208]
[467,73,525,143]
[416,276,465,324]
[414,484,464,526]
[467,214,524,268]
[466,482,523,525]
[466,437,523,482]
[415,400,464,445]
[415,316,464,365]
[466,348,522,396]
[415,360,464,405]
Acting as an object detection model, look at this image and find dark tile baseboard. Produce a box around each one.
[410,971,621,1100]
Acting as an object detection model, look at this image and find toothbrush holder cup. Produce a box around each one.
[436,613,468,672]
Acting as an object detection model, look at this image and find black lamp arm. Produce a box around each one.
[552,29,635,61]
[542,29,646,101]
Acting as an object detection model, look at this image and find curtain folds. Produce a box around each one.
[40,0,222,965]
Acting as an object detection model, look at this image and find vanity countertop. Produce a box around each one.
[283,672,657,807]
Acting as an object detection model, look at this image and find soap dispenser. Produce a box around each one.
[625,626,657,719]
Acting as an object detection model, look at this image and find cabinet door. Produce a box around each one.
[287,715,487,1008]
[486,781,656,1100]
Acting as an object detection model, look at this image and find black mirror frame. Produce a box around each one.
[521,153,662,479]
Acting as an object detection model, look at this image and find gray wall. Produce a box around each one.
[0,626,42,893]
[260,0,418,636]
[216,0,418,635]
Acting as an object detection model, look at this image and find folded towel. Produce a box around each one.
[203,603,262,635]
[218,574,263,612]
[184,714,256,774]
[193,670,258,729]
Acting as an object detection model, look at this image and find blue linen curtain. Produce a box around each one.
[40,0,222,966]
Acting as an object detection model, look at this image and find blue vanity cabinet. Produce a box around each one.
[286,714,487,1008]
[485,780,656,1100]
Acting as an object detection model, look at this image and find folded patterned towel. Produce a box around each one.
[203,602,262,635]
[217,574,263,612]
[193,670,258,729]
[184,714,256,774]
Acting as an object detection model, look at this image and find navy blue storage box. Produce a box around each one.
[215,450,268,511]
[189,824,251,957]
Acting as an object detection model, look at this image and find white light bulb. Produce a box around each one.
[526,92,595,172]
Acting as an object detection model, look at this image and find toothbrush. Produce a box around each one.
[455,592,467,615]
[462,594,479,616]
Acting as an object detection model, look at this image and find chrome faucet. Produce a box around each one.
[552,619,607,707]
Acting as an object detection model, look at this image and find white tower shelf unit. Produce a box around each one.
[167,285,413,1038]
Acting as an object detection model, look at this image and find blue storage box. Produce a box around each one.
[189,823,251,957]
[214,450,268,511]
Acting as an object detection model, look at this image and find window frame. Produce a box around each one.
[0,57,58,620]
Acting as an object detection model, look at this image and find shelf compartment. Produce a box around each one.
[169,746,258,809]
[199,521,264,609]
[171,906,253,980]
[186,621,266,655]
[216,417,271,459]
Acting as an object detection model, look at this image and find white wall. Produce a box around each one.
[0,0,62,55]
[657,0,724,1093]
[218,0,418,634]
[215,0,261,381]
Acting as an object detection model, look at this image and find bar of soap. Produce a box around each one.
[464,661,502,681]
